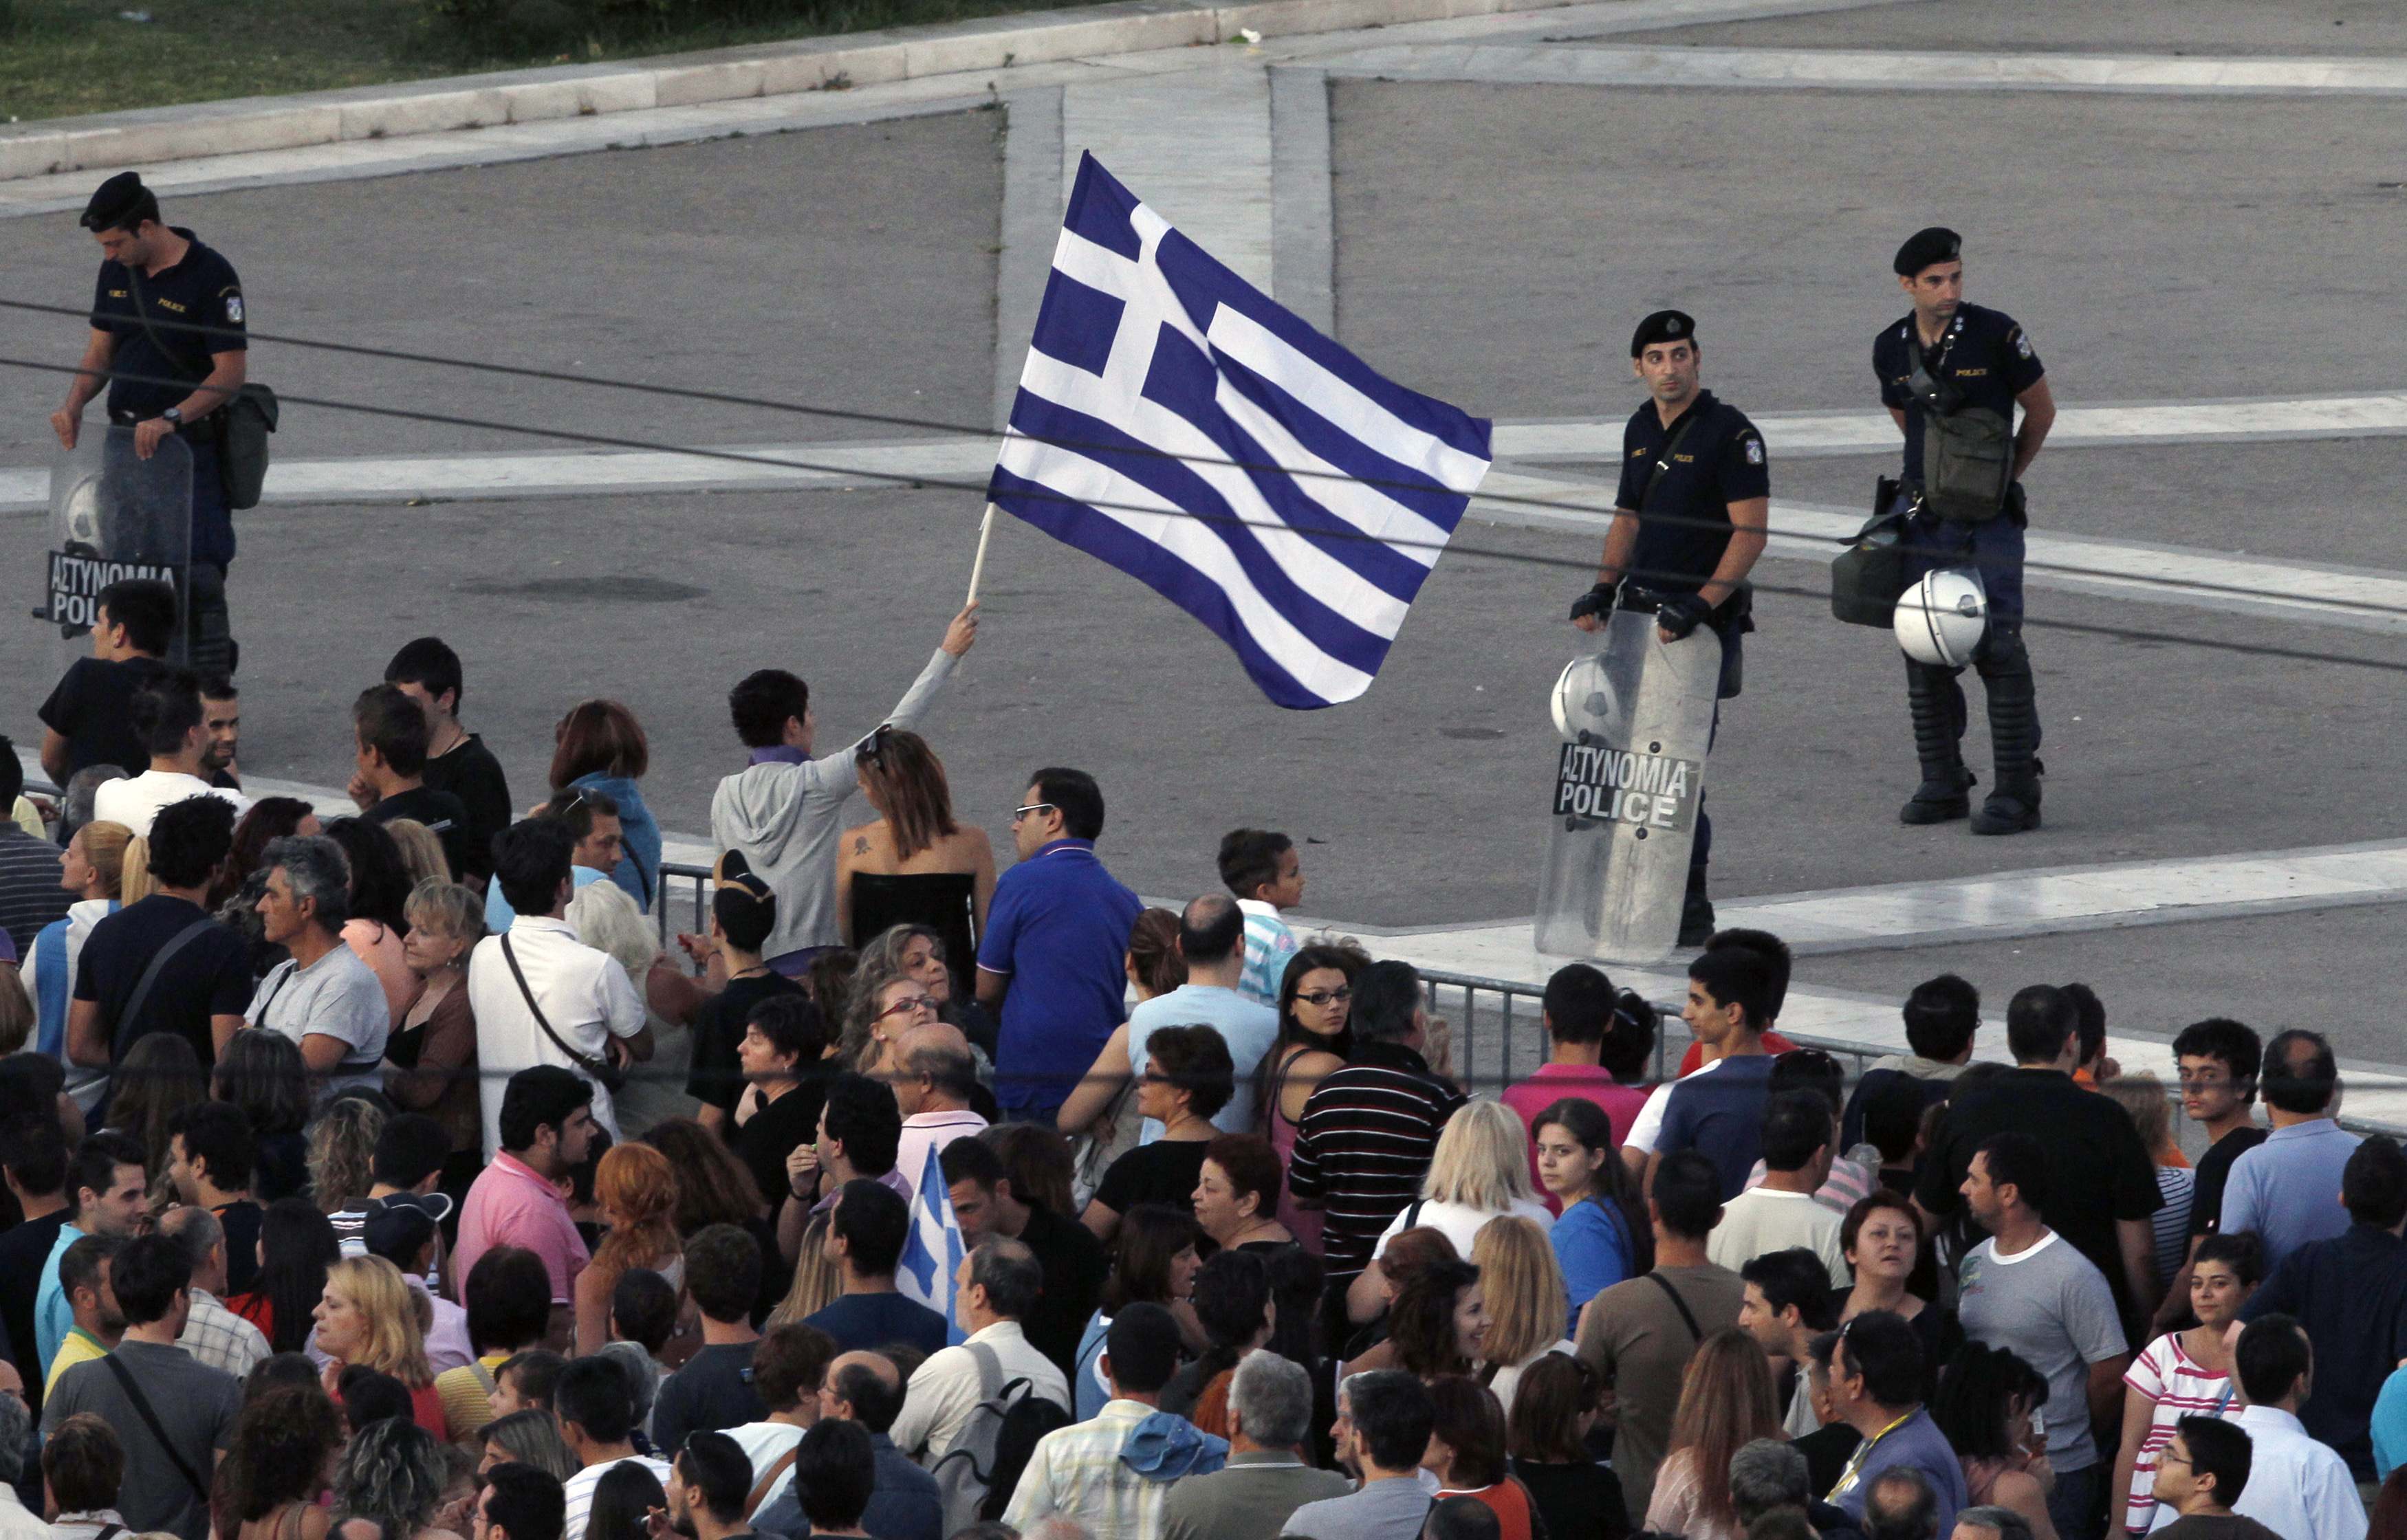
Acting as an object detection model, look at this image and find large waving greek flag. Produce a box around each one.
[988,153,1493,710]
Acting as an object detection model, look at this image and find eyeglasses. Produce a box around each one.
[2159,1449,2192,1469]
[1011,801,1056,824]
[1296,988,1353,1007]
[875,993,941,1022]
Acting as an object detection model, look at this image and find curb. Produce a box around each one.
[0,0,1584,184]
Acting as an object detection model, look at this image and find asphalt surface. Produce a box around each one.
[1600,0,2407,56]
[0,109,1007,463]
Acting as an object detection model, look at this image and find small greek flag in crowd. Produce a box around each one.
[897,1143,968,1346]
[988,153,1493,710]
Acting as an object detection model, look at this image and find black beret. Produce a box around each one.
[1629,309,1697,358]
[1893,226,1962,277]
[79,171,149,233]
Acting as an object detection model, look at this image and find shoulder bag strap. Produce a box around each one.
[1636,413,1705,507]
[118,915,217,1040]
[100,1353,210,1499]
[468,1357,499,1398]
[745,1444,802,1519]
[120,265,209,388]
[499,933,611,1080]
[1644,1270,1706,1345]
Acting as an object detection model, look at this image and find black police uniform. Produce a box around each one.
[1874,302,2045,832]
[1611,386,1767,940]
[89,226,246,675]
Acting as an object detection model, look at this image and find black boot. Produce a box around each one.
[1901,659,1974,824]
[1972,628,2043,835]
[1677,866,1715,947]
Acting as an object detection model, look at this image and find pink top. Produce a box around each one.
[343,918,415,1028]
[2122,1331,2235,1528]
[1265,1049,1325,1254]
[453,1151,591,1305]
[1501,1064,1651,1213]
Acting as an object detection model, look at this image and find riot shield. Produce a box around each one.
[41,427,193,667]
[1534,608,1721,962]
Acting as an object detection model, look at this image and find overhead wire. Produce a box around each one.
[14,294,2406,622]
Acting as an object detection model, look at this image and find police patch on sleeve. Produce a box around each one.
[1743,434,1765,465]
[223,291,243,324]
[2013,329,2033,360]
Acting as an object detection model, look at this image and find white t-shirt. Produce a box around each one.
[1372,1196,1554,1260]
[246,943,391,1103]
[562,1456,672,1540]
[1704,1187,1851,1286]
[1622,1058,1720,1155]
[91,770,246,838]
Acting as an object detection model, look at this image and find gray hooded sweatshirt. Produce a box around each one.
[710,646,958,960]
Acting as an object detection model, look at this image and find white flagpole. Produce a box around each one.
[966,502,997,605]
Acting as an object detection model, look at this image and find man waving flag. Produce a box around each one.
[988,152,1492,710]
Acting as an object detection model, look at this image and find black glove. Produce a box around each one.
[1655,593,1712,639]
[2006,480,2029,524]
[1567,584,1616,624]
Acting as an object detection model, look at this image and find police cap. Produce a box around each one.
[80,171,154,233]
[1893,226,1962,277]
[1629,309,1697,358]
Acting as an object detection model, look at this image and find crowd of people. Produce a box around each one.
[0,578,2386,1540]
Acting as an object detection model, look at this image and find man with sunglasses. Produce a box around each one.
[974,769,1142,1128]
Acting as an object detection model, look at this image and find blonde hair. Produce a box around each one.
[76,820,134,899]
[382,820,450,887]
[767,1211,842,1328]
[2100,1072,2179,1164]
[1420,1099,1537,1212]
[325,1255,434,1388]
[1472,1216,1567,1370]
[402,879,485,952]
[308,1096,385,1215]
[120,835,155,903]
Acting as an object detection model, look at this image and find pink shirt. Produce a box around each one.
[896,1109,990,1203]
[453,1152,591,1304]
[1501,1064,1651,1213]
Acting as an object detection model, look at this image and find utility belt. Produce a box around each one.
[1618,579,1754,636]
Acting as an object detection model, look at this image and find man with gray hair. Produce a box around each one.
[1159,1352,1350,1540]
[243,833,389,1101]
[1948,1507,2034,1540]
[891,1237,1068,1468]
[160,1205,268,1378]
[1730,1438,1810,1526]
[0,1384,42,1540]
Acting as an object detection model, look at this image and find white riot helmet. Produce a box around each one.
[1894,568,1988,667]
[1551,654,1626,741]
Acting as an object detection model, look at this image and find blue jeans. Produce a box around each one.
[1895,490,2026,624]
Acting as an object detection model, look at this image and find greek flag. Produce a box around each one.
[989,153,1493,710]
[897,1143,968,1346]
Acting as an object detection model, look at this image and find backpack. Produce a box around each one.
[928,1341,1074,1532]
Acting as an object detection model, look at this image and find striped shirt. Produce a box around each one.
[1288,1040,1467,1279]
[2122,1332,2234,1529]
[1234,900,1298,1006]
[2150,1166,2196,1296]
[0,822,69,962]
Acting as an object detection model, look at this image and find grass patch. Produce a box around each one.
[0,0,1098,126]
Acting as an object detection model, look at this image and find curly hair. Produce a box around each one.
[588,1143,684,1303]
[222,1385,346,1521]
[837,934,919,1071]
[336,1416,448,1539]
[307,1094,386,1215]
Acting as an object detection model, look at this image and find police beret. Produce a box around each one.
[79,171,149,232]
[1893,226,1962,277]
[1629,309,1697,358]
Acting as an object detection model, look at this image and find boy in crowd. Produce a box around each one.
[1218,828,1303,1006]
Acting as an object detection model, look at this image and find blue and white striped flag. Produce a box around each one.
[988,152,1493,710]
[897,1143,968,1346]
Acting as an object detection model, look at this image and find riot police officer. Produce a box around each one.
[50,172,246,676]
[1877,228,2056,833]
[1569,309,1768,945]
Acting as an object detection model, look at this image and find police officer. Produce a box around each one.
[49,171,247,676]
[1877,228,2056,834]
[1569,309,1768,945]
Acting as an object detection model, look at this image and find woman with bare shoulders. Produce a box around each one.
[835,728,994,987]
[1259,944,1366,1253]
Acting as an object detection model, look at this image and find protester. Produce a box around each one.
[67,795,250,1075]
[350,683,476,885]
[548,699,659,909]
[334,1417,462,1540]
[681,872,805,1132]
[435,1244,553,1441]
[219,1385,345,1540]
[2147,1416,2278,1540]
[767,1346,939,1540]
[733,995,838,1233]
[0,758,69,961]
[323,815,418,1024]
[974,767,1140,1124]
[90,669,248,838]
[649,1224,767,1451]
[382,879,484,1201]
[455,1066,596,1314]
[383,639,512,888]
[1082,1024,1235,1242]
[1285,1370,1437,1540]
[1649,947,1783,1200]
[157,1204,272,1378]
[1256,943,1362,1252]
[834,726,992,960]
[1917,985,2164,1336]
[0,1121,71,1402]
[44,1237,122,1397]
[1188,1132,1292,1252]
[1071,1202,1201,1420]
[2110,1230,2258,1529]
[2218,1028,2358,1275]
[556,1358,671,1540]
[316,1254,446,1436]
[943,1134,1109,1384]
[578,1463,666,1540]
[305,1093,383,1218]
[1708,1090,1849,1284]
[1468,1218,1571,1408]
[1388,1257,1486,1381]
[1825,1309,1969,1538]
[43,1410,129,1540]
[1159,1350,1349,1540]
[480,1410,578,1483]
[1003,1301,1216,1537]
[39,580,176,785]
[1501,1354,1626,1540]
[891,1020,988,1197]
[1643,1328,1781,1540]
[1842,975,1980,1152]
[1571,1150,1742,1524]
[893,1238,1069,1464]
[1836,1191,1963,1391]
[23,818,130,1119]
[1291,960,1468,1298]
[214,1028,312,1202]
[1930,1343,2058,1540]
[570,1143,684,1356]
[32,1130,144,1380]
[2224,1314,2367,1540]
[1348,1098,1550,1324]
[1794,1329,1862,1497]
[104,1031,204,1186]
[1501,965,1651,1205]
[483,791,625,940]
[1530,1099,1648,1334]
[469,820,651,1159]
[805,1178,948,1354]
[2098,1072,2195,1292]
[1159,1248,1270,1433]
[226,1195,338,1353]
[2155,1019,2265,1333]
[1956,1132,2128,1540]
[1736,1248,1838,1436]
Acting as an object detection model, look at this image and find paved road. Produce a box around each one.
[1605,0,2407,56]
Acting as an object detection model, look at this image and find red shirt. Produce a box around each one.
[1439,1480,1538,1540]
[1676,1030,1797,1077]
[1501,1064,1651,1214]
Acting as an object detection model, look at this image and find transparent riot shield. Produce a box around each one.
[41,426,193,667]
[1534,608,1721,962]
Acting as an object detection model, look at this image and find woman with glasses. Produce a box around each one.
[1080,1025,1234,1244]
[836,728,994,990]
[1256,943,1365,1255]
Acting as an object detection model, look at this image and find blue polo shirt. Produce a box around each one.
[2221,1117,2364,1273]
[975,839,1142,1112]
